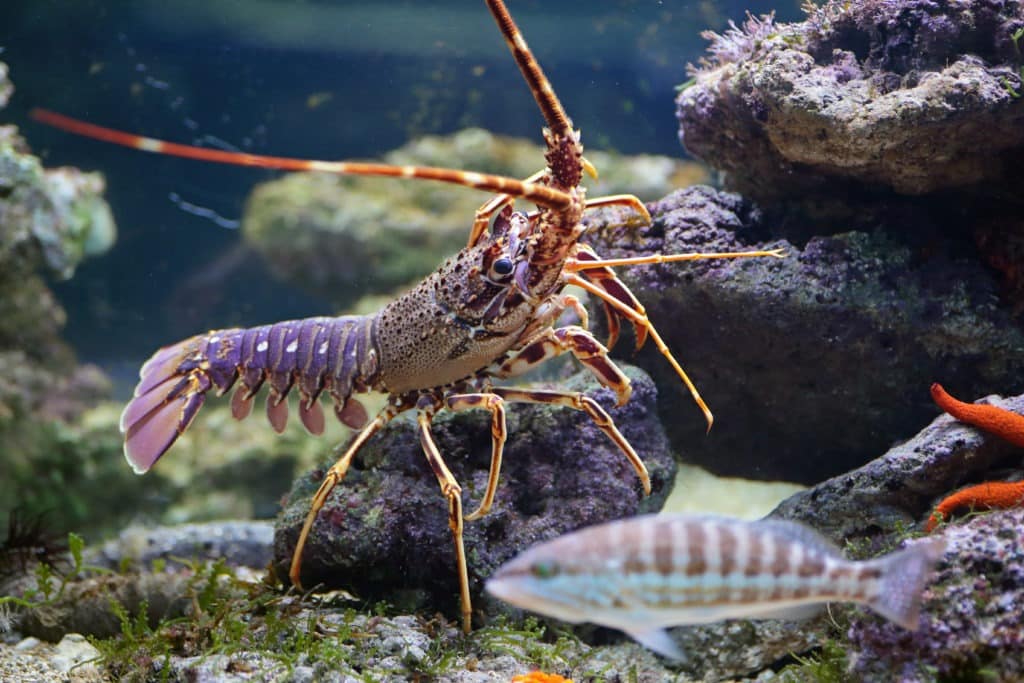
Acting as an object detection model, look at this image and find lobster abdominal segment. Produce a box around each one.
[121,315,378,474]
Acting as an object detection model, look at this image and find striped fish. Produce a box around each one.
[486,514,945,660]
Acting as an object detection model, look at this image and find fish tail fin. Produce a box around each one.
[866,537,946,630]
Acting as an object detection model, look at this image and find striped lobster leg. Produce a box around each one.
[120,316,377,474]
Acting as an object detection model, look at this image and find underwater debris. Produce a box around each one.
[487,513,945,660]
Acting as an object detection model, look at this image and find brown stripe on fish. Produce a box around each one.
[769,533,791,578]
[717,522,739,577]
[745,529,764,577]
[684,520,707,577]
[654,533,675,576]
[624,514,656,576]
[828,563,861,599]
[798,554,826,578]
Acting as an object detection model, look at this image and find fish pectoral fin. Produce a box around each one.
[624,627,686,661]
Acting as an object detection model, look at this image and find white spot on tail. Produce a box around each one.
[256,341,269,352]
[318,341,328,354]
[286,340,298,353]
[209,336,220,344]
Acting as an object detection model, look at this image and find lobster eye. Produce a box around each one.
[491,257,514,277]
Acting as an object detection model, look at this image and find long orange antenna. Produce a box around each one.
[484,0,572,140]
[30,108,573,211]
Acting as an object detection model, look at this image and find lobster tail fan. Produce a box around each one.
[120,337,211,474]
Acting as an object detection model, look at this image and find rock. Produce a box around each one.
[772,390,1024,548]
[16,571,193,641]
[0,636,108,683]
[242,127,705,308]
[0,63,11,109]
[761,390,1024,681]
[89,521,275,572]
[846,509,1024,681]
[0,124,116,281]
[52,633,103,676]
[649,390,1024,681]
[585,186,1024,482]
[677,1,1024,201]
[273,365,676,619]
[0,63,122,533]
[674,1,1024,312]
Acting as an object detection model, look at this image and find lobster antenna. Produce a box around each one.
[485,0,573,140]
[29,108,573,211]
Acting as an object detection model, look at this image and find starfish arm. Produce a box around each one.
[930,383,1024,448]
[926,480,1024,532]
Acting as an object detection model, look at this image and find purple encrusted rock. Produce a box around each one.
[847,509,1024,681]
[273,364,675,621]
[584,186,1024,483]
[677,0,1024,201]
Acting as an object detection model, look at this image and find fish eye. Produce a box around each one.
[491,257,514,278]
[530,561,560,578]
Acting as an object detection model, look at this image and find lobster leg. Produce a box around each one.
[491,387,650,496]
[288,407,398,590]
[566,272,716,430]
[496,325,632,407]
[583,193,652,225]
[573,243,648,351]
[445,392,508,521]
[415,407,472,633]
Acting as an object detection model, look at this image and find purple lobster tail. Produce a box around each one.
[120,315,378,473]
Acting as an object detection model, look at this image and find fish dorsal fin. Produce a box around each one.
[755,518,842,557]
[624,627,687,661]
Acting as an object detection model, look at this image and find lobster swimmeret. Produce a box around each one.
[34,0,784,632]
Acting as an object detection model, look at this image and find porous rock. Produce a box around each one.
[772,390,1024,550]
[846,509,1024,681]
[273,364,675,618]
[765,391,1024,681]
[585,186,1024,482]
[677,0,1024,201]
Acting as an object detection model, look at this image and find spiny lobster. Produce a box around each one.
[32,0,783,632]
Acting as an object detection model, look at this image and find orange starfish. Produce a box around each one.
[930,383,1024,448]
[926,383,1024,532]
[511,672,573,683]
[926,480,1024,532]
